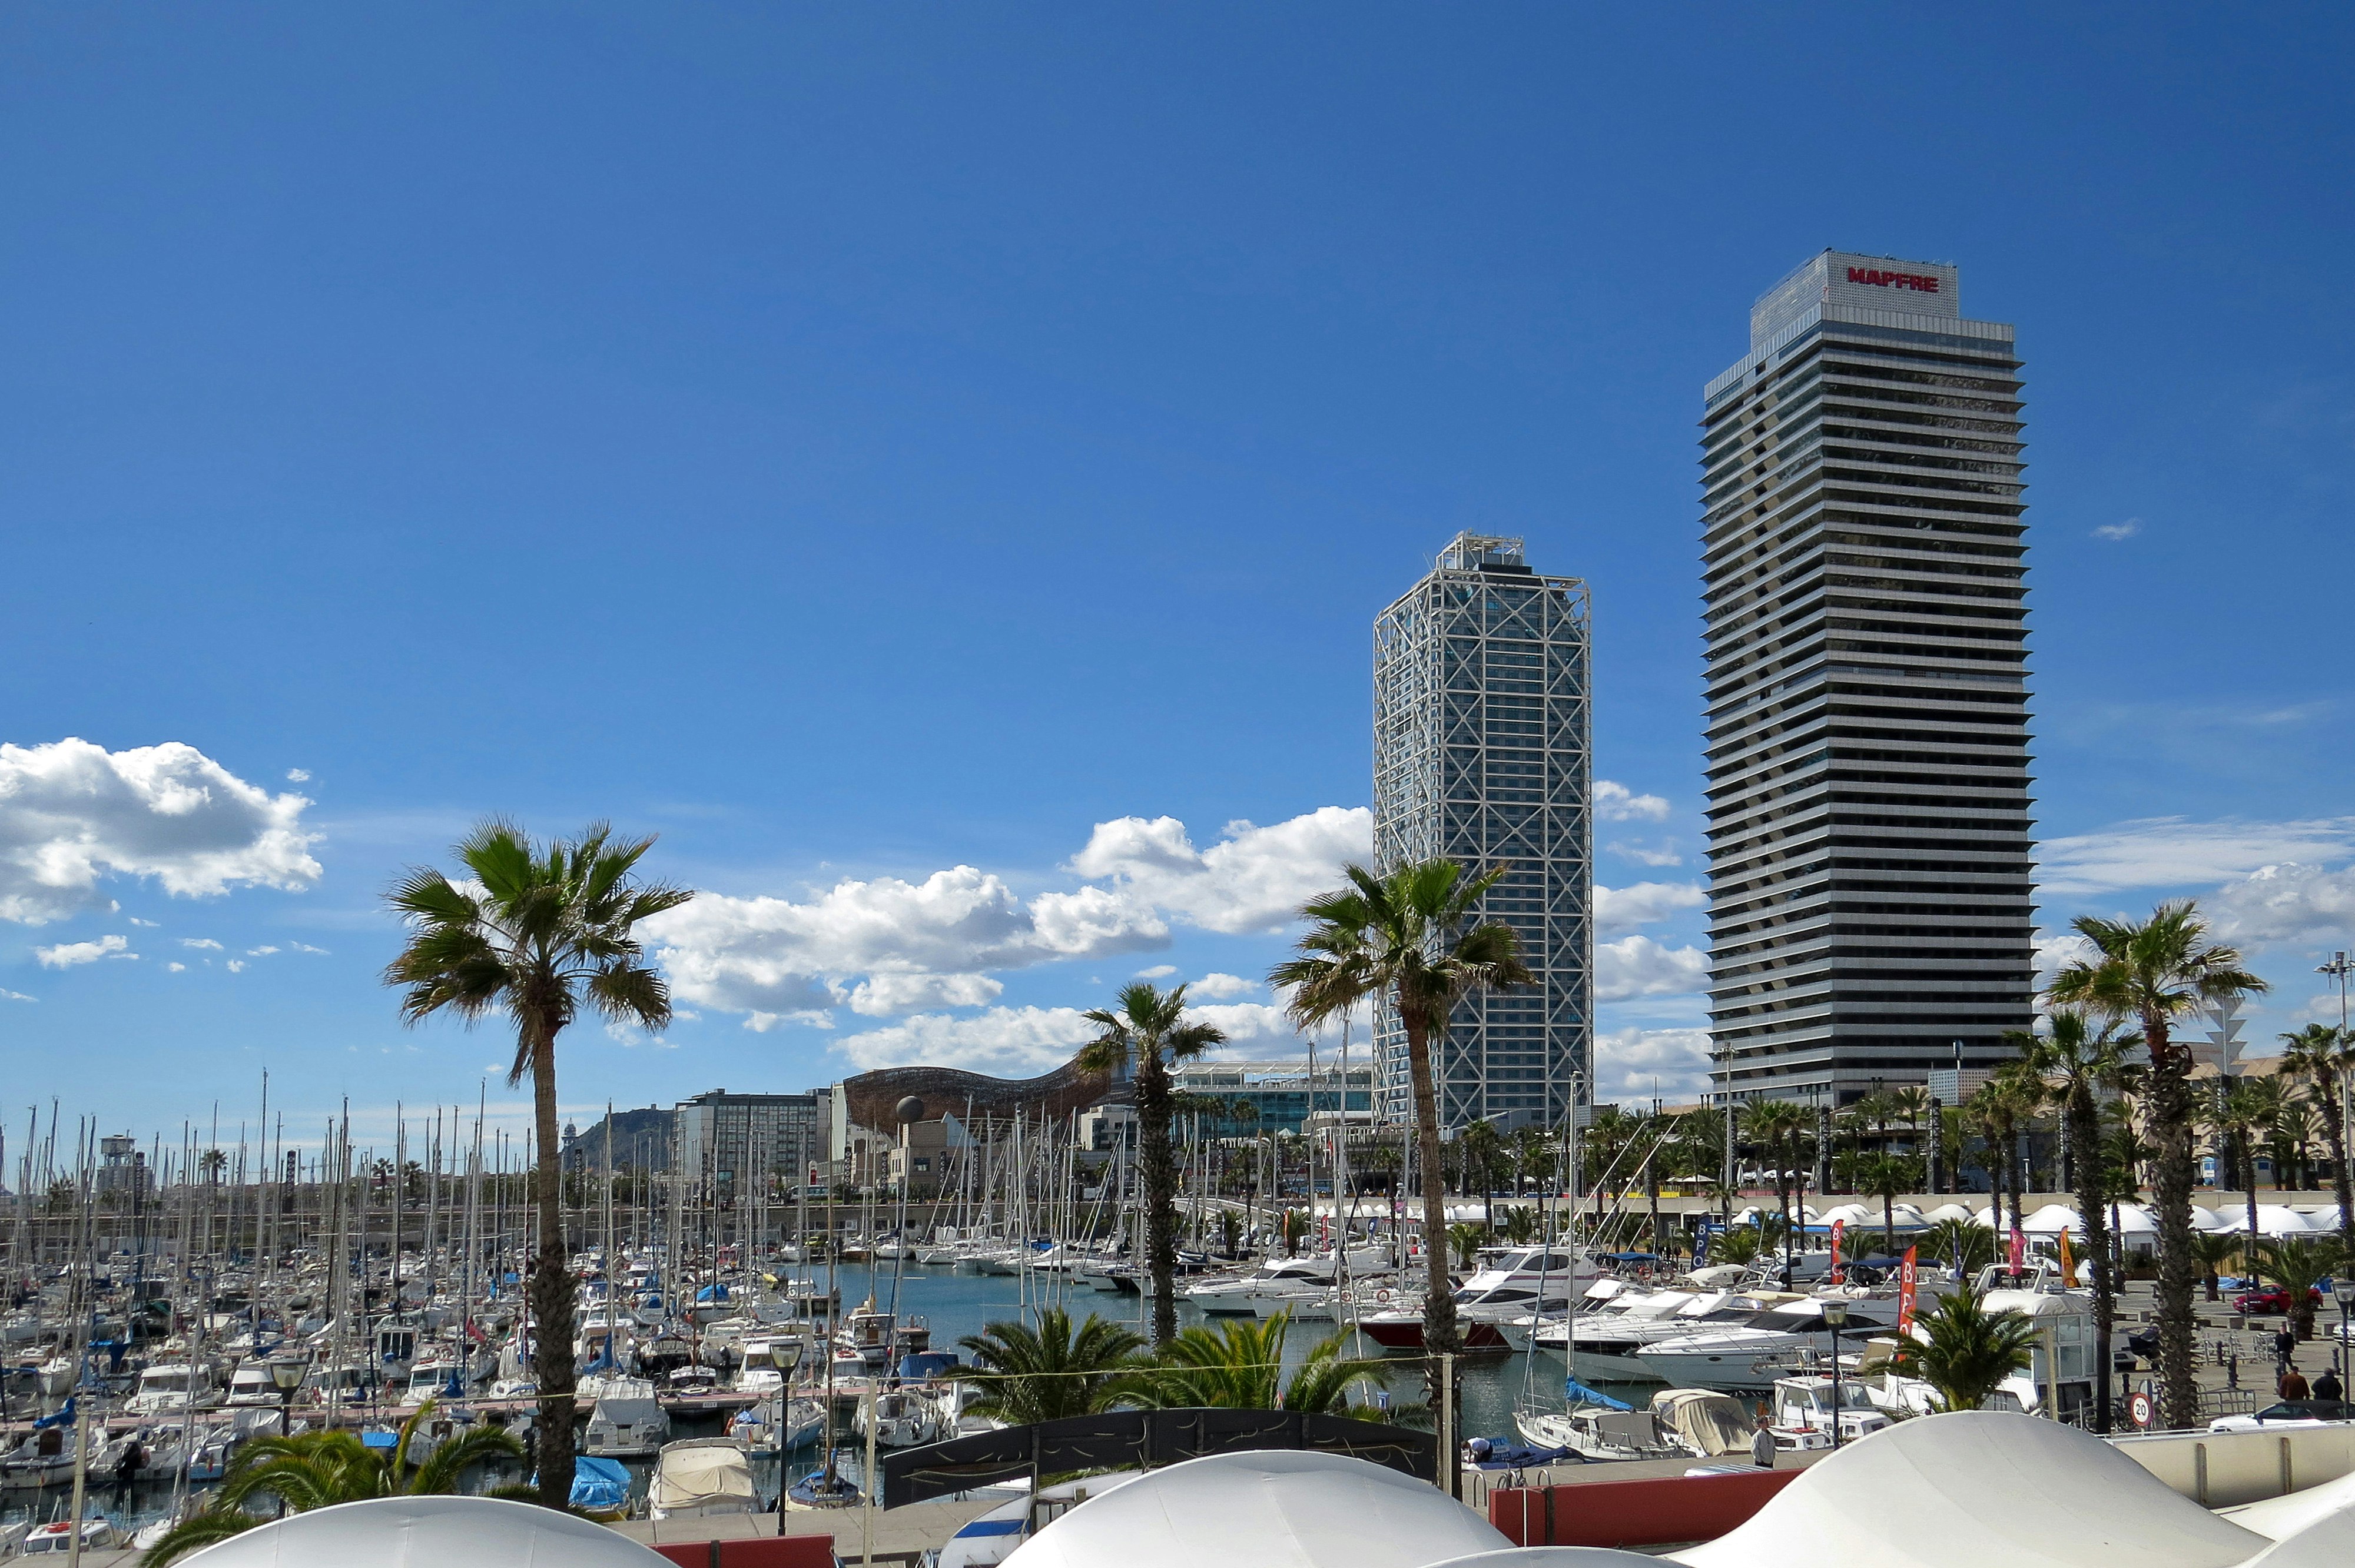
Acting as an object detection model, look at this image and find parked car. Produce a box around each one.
[2210,1399,2355,1431]
[2233,1285,2323,1316]
[2125,1325,2162,1362]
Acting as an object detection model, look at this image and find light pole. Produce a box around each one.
[270,1357,304,1436]
[1823,1299,1849,1448]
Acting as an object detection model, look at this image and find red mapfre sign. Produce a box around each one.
[1848,265,1941,294]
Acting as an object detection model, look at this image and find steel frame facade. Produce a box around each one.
[1372,533,1593,1132]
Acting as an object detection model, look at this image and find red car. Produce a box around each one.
[2233,1285,2323,1315]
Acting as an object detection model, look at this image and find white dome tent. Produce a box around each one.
[177,1495,675,1568]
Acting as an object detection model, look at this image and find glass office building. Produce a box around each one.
[673,1088,827,1196]
[1372,533,1592,1131]
[1700,252,2035,1105]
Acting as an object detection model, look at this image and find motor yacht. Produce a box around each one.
[1632,1293,1905,1391]
[1535,1287,1792,1381]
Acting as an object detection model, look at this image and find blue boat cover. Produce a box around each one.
[570,1456,632,1511]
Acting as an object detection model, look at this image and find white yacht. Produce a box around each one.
[1535,1288,1790,1381]
[1633,1294,1906,1391]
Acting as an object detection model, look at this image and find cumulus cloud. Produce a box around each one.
[836,1006,1100,1076]
[1595,935,1709,1001]
[651,806,1365,1028]
[2036,816,2355,898]
[180,938,223,949]
[2093,519,2142,542]
[1188,972,1257,1000]
[286,768,311,782]
[165,962,185,973]
[2034,929,2096,989]
[1608,840,1683,868]
[846,972,1004,1016]
[1596,881,1706,934]
[1,987,33,1002]
[1593,1025,1716,1103]
[1134,965,1178,979]
[2207,862,2355,947]
[1596,780,1671,822]
[226,959,246,973]
[0,739,321,925]
[35,934,134,969]
[1066,807,1371,935]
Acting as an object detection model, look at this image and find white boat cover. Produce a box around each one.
[651,1440,757,1513]
[1670,1411,2265,1568]
[177,1494,672,1567]
[1000,1450,1508,1568]
[1424,1552,1666,1568]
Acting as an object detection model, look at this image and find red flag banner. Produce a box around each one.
[1829,1218,1845,1281]
[1897,1246,1920,1333]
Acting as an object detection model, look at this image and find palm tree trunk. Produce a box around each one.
[2145,1017,2201,1430]
[1137,1056,1178,1348]
[2071,1091,2114,1434]
[526,1021,576,1509]
[2323,1077,2354,1265]
[1402,1016,1459,1376]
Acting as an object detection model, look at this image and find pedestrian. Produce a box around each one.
[2280,1365,2311,1401]
[2276,1328,2298,1369]
[1750,1416,1777,1470]
[2315,1366,2345,1403]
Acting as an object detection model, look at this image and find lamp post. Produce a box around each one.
[269,1357,304,1437]
[1823,1300,1849,1449]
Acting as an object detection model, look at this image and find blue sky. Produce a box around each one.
[5,5,2353,1154]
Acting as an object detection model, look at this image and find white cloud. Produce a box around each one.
[2093,519,2142,541]
[1607,840,1683,867]
[2033,929,2095,989]
[837,1006,1100,1077]
[1188,972,1257,1000]
[1596,780,1671,822]
[651,806,1365,1029]
[2207,862,2355,947]
[1,987,32,1002]
[1065,807,1372,935]
[226,959,246,973]
[180,938,223,949]
[291,942,330,955]
[1595,935,1709,1001]
[286,768,311,782]
[2036,816,2355,898]
[847,972,1004,1016]
[1135,964,1178,979]
[1593,1025,1715,1103]
[165,962,185,973]
[246,945,280,957]
[35,934,134,969]
[1596,881,1706,934]
[127,917,158,927]
[0,739,321,925]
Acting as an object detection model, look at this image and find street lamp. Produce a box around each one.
[268,1357,304,1437]
[1822,1300,1850,1449]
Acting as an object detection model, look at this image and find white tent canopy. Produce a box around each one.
[1672,1411,2265,1568]
[1001,1450,1507,1568]
[180,1495,674,1568]
[2206,1204,2325,1237]
[1921,1203,1976,1224]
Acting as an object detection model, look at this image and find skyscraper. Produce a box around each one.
[1373,533,1592,1131]
[1701,251,2035,1105]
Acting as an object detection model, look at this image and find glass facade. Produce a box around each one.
[673,1089,826,1195]
[1372,533,1593,1132]
[1168,1061,1378,1137]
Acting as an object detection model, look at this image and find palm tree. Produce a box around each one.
[1129,1313,1390,1414]
[1446,1221,1488,1269]
[2048,901,2267,1430]
[2206,1077,2281,1243]
[951,1309,1149,1425]
[2250,1237,2344,1343]
[1272,858,1533,1367]
[141,1401,525,1565]
[2188,1231,2243,1303]
[2019,1011,2133,1433]
[1076,982,1226,1347]
[1740,1100,1807,1270]
[383,821,689,1507]
[1893,1290,2038,1411]
[1921,1216,1996,1275]
[1889,1086,1932,1160]
[1853,1153,1918,1258]
[1457,1118,1507,1232]
[1965,1079,2027,1238]
[2280,1025,2355,1260]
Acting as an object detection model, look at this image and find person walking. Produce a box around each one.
[2275,1327,2298,1372]
[1750,1416,1777,1469]
[2280,1364,2312,1401]
[2313,1365,2344,1403]
[111,1436,143,1506]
